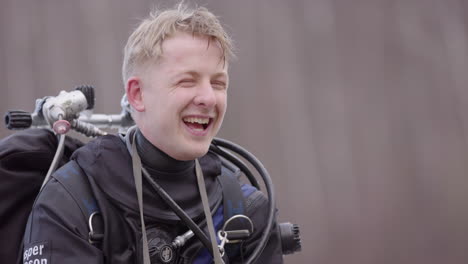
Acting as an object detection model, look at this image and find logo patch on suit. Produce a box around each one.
[141,227,177,263]
[23,241,50,264]
[159,245,174,263]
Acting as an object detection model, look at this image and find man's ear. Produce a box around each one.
[126,77,145,112]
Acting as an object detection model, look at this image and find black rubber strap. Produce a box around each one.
[218,168,250,259]
[218,171,247,228]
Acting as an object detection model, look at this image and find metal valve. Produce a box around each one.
[75,85,95,110]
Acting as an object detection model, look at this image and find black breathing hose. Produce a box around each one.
[141,167,216,256]
[212,138,276,264]
[209,145,261,190]
[143,138,276,264]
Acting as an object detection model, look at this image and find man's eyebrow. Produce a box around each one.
[211,72,228,80]
[171,71,227,81]
[170,71,200,82]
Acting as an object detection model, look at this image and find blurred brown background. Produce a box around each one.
[2,0,468,263]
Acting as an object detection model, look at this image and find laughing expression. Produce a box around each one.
[132,32,228,161]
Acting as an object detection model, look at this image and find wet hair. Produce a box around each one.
[122,3,234,85]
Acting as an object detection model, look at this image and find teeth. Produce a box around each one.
[183,117,210,124]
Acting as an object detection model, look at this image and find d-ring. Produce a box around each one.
[88,211,101,244]
[222,214,254,234]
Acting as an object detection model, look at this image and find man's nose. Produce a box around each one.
[193,81,216,108]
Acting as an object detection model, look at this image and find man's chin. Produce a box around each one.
[170,144,210,161]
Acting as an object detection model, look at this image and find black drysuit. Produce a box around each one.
[20,130,283,263]
[0,129,83,264]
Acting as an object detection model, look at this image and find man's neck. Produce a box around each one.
[135,129,194,173]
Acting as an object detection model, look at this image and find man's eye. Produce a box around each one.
[178,79,196,87]
[212,81,226,90]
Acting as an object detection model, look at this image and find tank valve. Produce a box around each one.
[4,110,32,130]
[279,222,301,255]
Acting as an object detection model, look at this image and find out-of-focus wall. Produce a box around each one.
[2,0,468,263]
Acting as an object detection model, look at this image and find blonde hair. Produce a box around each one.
[122,4,234,85]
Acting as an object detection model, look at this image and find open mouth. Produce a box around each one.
[182,116,212,132]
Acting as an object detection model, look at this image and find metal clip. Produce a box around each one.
[217,230,229,257]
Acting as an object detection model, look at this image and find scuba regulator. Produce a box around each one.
[5,86,301,263]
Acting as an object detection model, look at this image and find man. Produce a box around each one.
[21,5,283,264]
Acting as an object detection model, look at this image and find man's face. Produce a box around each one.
[135,32,228,161]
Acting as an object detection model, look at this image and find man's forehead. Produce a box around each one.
[159,32,226,61]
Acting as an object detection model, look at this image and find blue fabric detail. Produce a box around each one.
[60,163,80,179]
[193,184,256,263]
[82,198,99,215]
[240,184,256,198]
[227,200,243,217]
